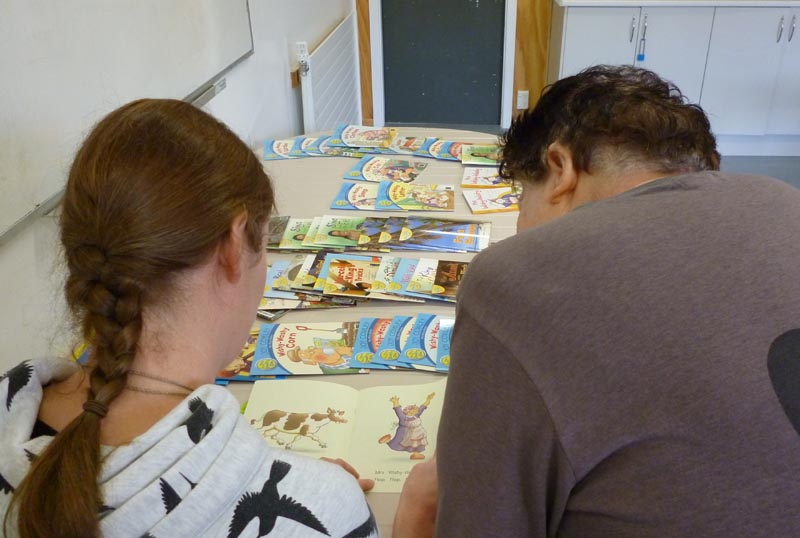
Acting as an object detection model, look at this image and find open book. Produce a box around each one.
[243,377,447,493]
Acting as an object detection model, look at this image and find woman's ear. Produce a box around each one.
[217,213,249,283]
[545,142,579,204]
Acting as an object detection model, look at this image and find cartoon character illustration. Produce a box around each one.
[383,165,419,183]
[378,392,436,460]
[489,192,520,208]
[359,129,390,142]
[409,190,452,209]
[218,332,258,378]
[250,407,348,449]
[287,344,353,369]
[328,229,362,242]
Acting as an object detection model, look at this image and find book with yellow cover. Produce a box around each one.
[243,377,447,492]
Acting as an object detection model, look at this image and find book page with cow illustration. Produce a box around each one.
[243,377,447,492]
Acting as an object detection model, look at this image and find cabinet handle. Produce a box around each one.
[777,16,784,42]
[790,15,796,42]
[630,17,636,42]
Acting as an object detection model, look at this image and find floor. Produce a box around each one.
[720,156,799,188]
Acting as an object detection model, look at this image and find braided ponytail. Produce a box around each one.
[5,99,274,537]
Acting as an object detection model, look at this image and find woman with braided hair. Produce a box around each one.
[0,100,392,537]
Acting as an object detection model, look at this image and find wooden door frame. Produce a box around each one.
[359,0,519,128]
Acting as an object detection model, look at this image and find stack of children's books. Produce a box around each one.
[458,147,520,214]
[268,215,491,253]
[264,125,397,160]
[258,252,469,314]
[217,314,453,383]
[242,375,447,492]
[332,181,456,212]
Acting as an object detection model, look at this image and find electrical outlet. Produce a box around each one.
[516,90,529,110]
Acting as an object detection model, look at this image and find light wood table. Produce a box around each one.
[226,128,516,537]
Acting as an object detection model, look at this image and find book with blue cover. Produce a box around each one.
[344,156,429,183]
[351,317,394,370]
[376,182,455,212]
[249,321,366,376]
[330,182,380,211]
[264,138,299,160]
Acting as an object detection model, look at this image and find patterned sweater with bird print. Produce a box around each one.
[0,359,378,538]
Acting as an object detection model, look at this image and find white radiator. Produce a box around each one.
[297,11,362,134]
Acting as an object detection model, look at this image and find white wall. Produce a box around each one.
[0,0,353,372]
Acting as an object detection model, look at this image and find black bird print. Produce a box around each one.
[0,471,14,495]
[140,534,156,538]
[180,472,197,489]
[182,397,214,444]
[343,506,378,538]
[0,361,34,410]
[98,504,115,519]
[23,449,37,463]
[227,460,329,538]
[160,478,182,514]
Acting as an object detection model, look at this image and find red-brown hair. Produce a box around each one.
[5,99,274,537]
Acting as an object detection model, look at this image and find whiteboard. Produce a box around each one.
[0,0,254,239]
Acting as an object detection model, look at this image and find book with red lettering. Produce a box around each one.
[243,376,447,492]
[248,321,366,376]
[460,166,510,188]
[463,186,520,213]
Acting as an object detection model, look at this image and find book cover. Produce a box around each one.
[278,218,317,250]
[431,140,465,162]
[329,125,394,148]
[289,136,322,157]
[388,135,428,155]
[330,182,380,211]
[263,138,298,160]
[314,215,386,249]
[319,137,365,158]
[351,317,394,370]
[409,137,437,158]
[398,313,440,371]
[243,377,447,492]
[396,219,491,253]
[300,217,323,248]
[460,144,502,165]
[216,326,280,383]
[376,182,455,212]
[290,251,323,290]
[463,187,520,214]
[250,322,365,375]
[344,156,428,183]
[405,258,439,295]
[303,135,329,156]
[372,315,416,367]
[430,260,469,298]
[272,254,311,291]
[460,166,509,188]
[322,255,384,299]
[266,216,290,249]
[264,261,299,300]
[435,318,454,372]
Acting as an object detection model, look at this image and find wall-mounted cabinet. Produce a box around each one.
[557,7,714,104]
[548,2,800,154]
[701,8,800,136]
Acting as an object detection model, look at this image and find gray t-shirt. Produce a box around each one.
[437,172,800,537]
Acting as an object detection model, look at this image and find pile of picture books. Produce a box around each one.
[460,166,520,214]
[216,314,453,384]
[264,124,504,166]
[332,181,456,212]
[268,215,491,253]
[259,253,470,315]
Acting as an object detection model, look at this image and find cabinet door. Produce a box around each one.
[561,7,640,78]
[634,8,714,104]
[701,8,785,135]
[767,9,800,135]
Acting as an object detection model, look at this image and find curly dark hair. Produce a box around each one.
[499,65,720,184]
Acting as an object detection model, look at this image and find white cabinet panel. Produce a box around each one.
[767,9,800,135]
[634,8,714,104]
[701,8,785,135]
[561,7,640,77]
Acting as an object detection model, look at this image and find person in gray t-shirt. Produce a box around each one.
[436,66,800,537]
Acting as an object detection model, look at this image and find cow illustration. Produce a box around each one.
[250,407,348,449]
